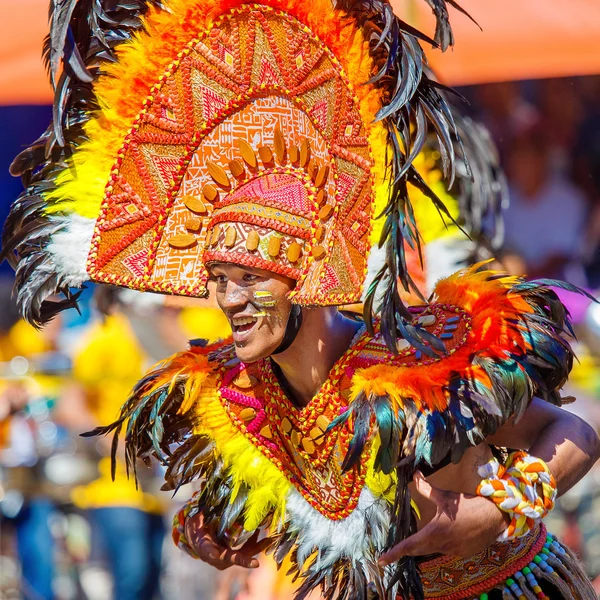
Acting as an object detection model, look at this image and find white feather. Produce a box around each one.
[46,214,95,287]
[424,235,474,296]
[284,487,390,569]
[361,243,388,310]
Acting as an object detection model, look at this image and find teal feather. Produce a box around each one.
[373,395,403,474]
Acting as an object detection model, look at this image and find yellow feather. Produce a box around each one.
[365,437,422,519]
[364,436,396,504]
[194,382,292,532]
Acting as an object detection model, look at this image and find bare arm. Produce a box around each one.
[487,397,600,495]
[380,397,600,563]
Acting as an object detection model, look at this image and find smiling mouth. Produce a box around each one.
[231,315,259,342]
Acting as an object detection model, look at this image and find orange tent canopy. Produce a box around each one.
[0,0,51,105]
[1,0,600,105]
[393,0,600,86]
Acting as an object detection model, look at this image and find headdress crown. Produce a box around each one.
[3,0,503,353]
[88,4,376,304]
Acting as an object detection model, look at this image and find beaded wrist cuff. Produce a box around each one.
[172,492,202,559]
[476,451,557,541]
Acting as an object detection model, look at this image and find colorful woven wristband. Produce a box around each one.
[476,451,557,541]
[172,491,202,559]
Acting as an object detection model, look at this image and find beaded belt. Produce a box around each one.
[418,524,570,599]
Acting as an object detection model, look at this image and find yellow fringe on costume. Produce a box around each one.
[150,347,291,531]
[193,376,293,531]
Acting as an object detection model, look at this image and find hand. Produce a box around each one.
[378,471,509,565]
[184,512,271,570]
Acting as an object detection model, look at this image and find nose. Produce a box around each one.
[219,280,250,311]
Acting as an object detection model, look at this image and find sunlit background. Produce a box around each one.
[1,1,600,599]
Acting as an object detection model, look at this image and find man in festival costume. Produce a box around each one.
[2,0,600,598]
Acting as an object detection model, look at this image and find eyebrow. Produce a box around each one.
[207,263,225,274]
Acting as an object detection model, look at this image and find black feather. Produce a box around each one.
[218,483,249,539]
[386,466,421,600]
[336,0,488,357]
[162,434,215,492]
[48,0,79,88]
[2,0,164,326]
[441,113,509,256]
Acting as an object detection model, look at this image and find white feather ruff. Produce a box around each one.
[284,487,391,569]
[424,235,474,295]
[47,214,95,287]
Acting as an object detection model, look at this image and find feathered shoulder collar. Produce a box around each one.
[339,264,575,474]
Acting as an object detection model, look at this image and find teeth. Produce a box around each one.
[232,316,256,327]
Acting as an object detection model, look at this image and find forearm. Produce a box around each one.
[528,413,600,496]
[488,398,600,496]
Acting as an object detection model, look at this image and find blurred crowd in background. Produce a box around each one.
[464,76,600,287]
[1,75,600,600]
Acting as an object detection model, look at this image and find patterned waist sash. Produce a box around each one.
[417,524,595,600]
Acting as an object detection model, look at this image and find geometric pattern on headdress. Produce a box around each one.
[88,6,374,304]
[5,0,504,346]
[202,172,315,281]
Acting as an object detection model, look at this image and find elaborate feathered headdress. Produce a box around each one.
[2,0,501,353]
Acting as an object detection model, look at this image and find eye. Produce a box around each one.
[211,273,227,286]
[242,273,259,283]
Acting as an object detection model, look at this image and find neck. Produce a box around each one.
[271,307,362,407]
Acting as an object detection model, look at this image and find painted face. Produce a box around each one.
[208,262,295,363]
